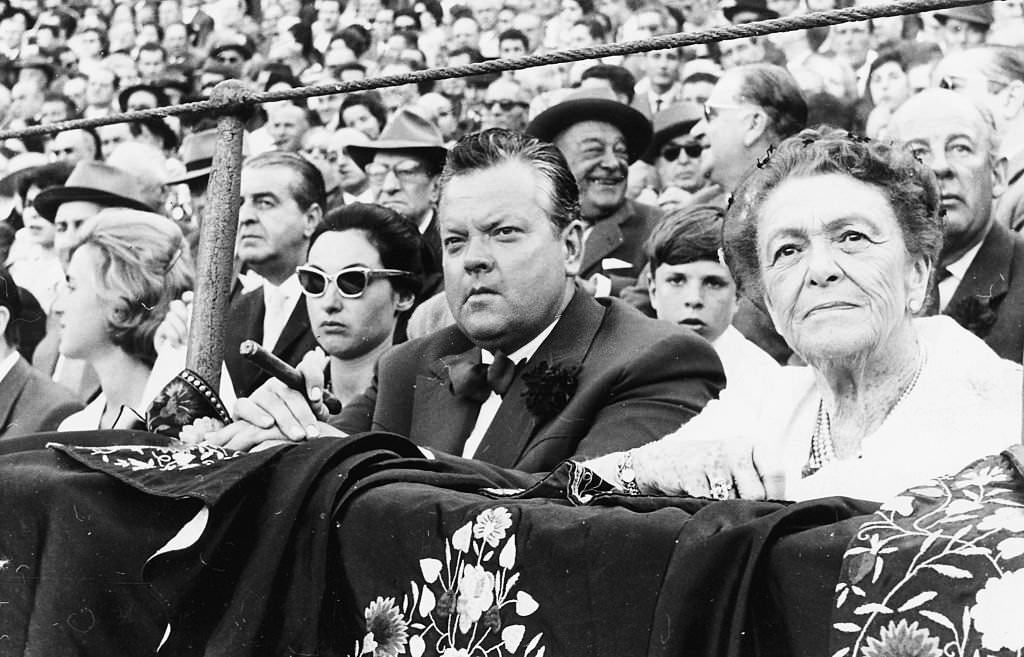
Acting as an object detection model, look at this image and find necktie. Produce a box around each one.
[923,267,953,316]
[449,352,520,403]
[654,98,663,113]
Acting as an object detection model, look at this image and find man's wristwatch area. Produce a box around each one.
[616,449,642,495]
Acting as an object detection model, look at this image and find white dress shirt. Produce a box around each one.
[938,240,984,311]
[262,274,302,352]
[460,319,559,459]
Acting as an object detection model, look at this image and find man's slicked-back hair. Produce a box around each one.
[439,128,581,232]
[243,150,327,213]
[736,63,808,141]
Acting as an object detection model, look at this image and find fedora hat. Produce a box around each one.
[723,0,779,23]
[167,129,217,185]
[33,160,155,221]
[934,2,993,28]
[525,87,653,164]
[117,83,171,112]
[641,102,704,164]
[209,38,254,62]
[347,108,449,172]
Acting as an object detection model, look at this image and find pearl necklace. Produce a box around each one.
[802,347,927,478]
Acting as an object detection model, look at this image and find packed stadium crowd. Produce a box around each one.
[0,0,1023,501]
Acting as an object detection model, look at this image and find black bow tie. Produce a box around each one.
[449,351,520,403]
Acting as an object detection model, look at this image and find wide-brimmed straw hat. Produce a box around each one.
[347,108,449,172]
[525,87,653,164]
[641,102,704,164]
[33,160,154,221]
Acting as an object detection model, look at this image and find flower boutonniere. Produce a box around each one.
[946,294,998,339]
[520,360,581,420]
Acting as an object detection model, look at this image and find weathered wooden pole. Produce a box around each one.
[186,80,251,389]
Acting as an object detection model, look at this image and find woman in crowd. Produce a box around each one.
[859,48,912,138]
[55,209,194,431]
[587,128,1022,502]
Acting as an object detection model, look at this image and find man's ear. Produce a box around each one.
[991,153,1008,199]
[304,203,324,237]
[742,109,768,148]
[428,176,441,205]
[394,288,416,314]
[0,306,10,342]
[647,273,661,315]
[562,219,584,277]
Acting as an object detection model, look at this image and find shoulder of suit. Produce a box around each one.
[379,325,469,366]
[599,297,710,348]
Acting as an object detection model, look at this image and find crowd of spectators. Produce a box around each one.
[0,0,1022,450]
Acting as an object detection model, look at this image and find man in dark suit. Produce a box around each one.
[527,87,662,297]
[223,152,325,397]
[207,129,725,472]
[889,89,1024,363]
[0,267,82,439]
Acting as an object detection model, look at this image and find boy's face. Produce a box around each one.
[650,258,738,342]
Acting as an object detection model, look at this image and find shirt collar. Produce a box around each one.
[945,239,984,281]
[0,351,19,382]
[481,316,560,365]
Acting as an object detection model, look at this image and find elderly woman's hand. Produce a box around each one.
[631,434,786,500]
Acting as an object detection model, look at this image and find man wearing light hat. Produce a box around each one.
[348,108,449,299]
[526,86,661,296]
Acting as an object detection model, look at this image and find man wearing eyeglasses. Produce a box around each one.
[222,151,325,397]
[348,108,449,302]
[693,63,806,363]
[481,78,530,132]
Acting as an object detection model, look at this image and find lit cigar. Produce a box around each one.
[239,340,342,415]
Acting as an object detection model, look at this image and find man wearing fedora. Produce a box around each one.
[934,4,993,52]
[527,87,662,296]
[0,266,82,439]
[348,108,448,301]
[30,160,156,401]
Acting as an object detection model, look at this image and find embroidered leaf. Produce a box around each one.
[955,546,991,557]
[409,635,425,657]
[410,582,419,612]
[502,624,526,652]
[419,585,436,617]
[919,610,957,632]
[939,515,978,524]
[898,591,937,612]
[483,551,494,562]
[525,631,543,655]
[871,556,884,583]
[831,648,850,657]
[851,586,865,597]
[533,647,546,657]
[924,564,972,578]
[853,603,892,615]
[506,572,520,591]
[516,591,539,616]
[919,533,941,554]
[833,623,861,633]
[997,537,1024,559]
[951,525,974,542]
[452,522,473,553]
[420,558,443,584]
[499,537,517,569]
[836,588,849,608]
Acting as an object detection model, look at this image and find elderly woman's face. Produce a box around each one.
[758,173,929,361]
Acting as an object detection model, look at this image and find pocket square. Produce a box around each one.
[601,257,633,271]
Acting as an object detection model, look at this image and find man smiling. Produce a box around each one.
[527,87,660,296]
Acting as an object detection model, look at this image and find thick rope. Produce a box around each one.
[0,0,988,141]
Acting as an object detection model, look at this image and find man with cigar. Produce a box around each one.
[202,129,725,473]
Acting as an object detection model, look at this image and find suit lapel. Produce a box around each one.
[223,290,265,394]
[409,345,483,456]
[0,358,30,434]
[271,298,312,359]
[580,206,628,276]
[947,222,1012,310]
[473,289,605,468]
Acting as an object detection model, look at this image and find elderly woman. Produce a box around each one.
[588,128,1022,502]
[55,209,194,431]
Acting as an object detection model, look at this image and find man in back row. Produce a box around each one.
[200,129,726,472]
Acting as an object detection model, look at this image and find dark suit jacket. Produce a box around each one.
[333,289,726,472]
[223,288,320,397]
[945,221,1024,363]
[0,356,83,439]
[581,199,664,296]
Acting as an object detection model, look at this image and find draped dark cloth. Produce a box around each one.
[0,432,879,657]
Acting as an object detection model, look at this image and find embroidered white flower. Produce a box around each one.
[473,507,512,547]
[440,649,471,657]
[971,569,1024,652]
[977,507,1024,533]
[456,564,495,633]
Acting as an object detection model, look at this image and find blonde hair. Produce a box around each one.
[70,209,194,366]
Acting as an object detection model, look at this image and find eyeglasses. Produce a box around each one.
[660,142,703,162]
[296,265,413,298]
[487,99,528,112]
[938,74,1009,95]
[302,146,338,163]
[702,101,755,122]
[365,160,429,184]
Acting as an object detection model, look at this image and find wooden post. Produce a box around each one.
[186,81,251,389]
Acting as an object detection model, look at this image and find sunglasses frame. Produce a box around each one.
[660,142,703,162]
[296,265,413,298]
